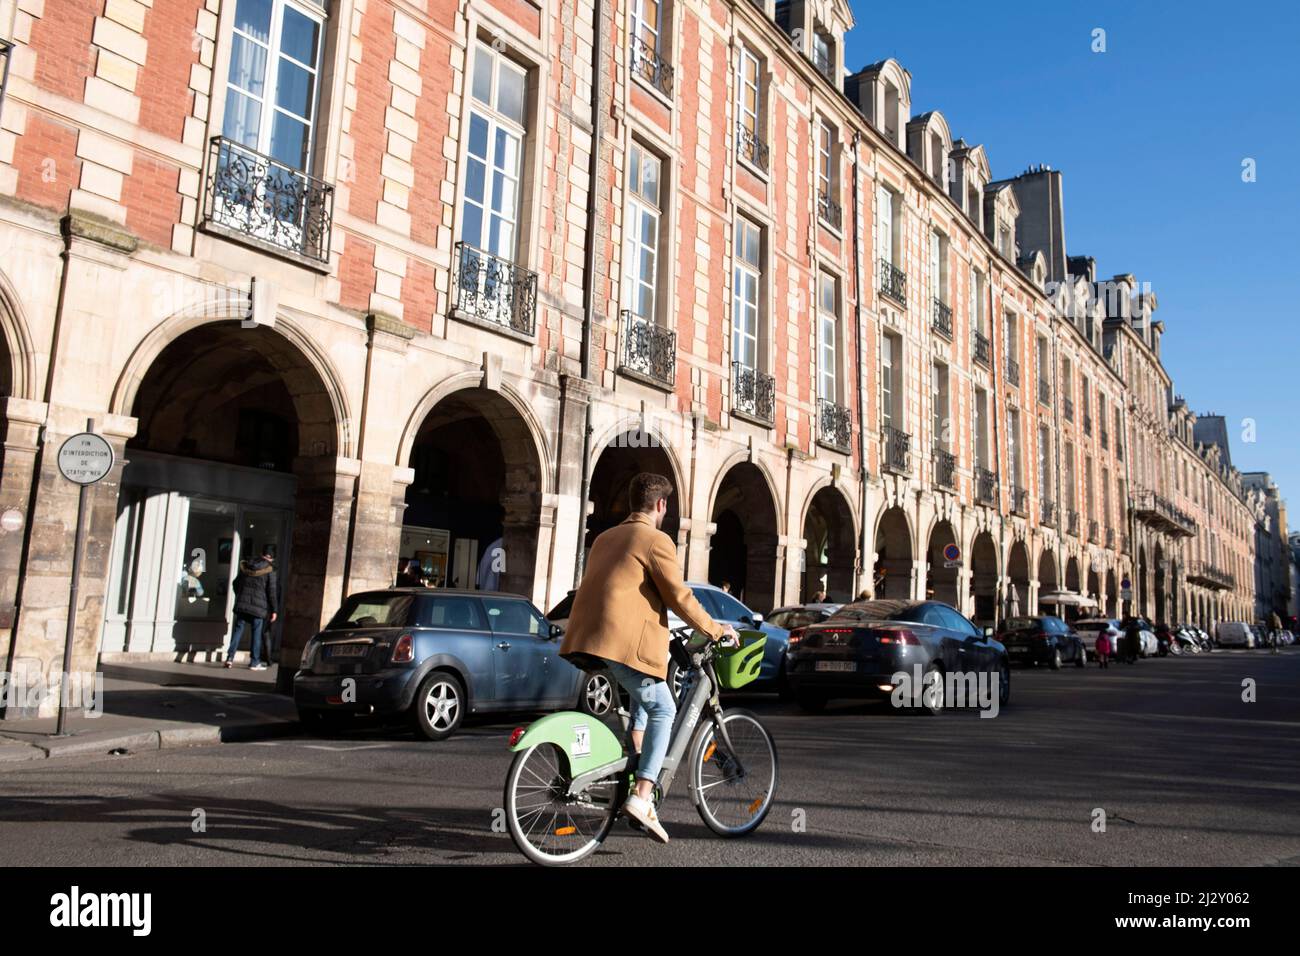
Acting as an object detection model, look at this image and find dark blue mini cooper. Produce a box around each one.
[294,589,616,740]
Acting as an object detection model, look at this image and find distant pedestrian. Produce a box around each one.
[477,537,503,591]
[1095,633,1111,669]
[720,581,732,594]
[1270,611,1283,654]
[1123,618,1142,664]
[812,589,828,603]
[225,548,278,671]
[856,589,870,602]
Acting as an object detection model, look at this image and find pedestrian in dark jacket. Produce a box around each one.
[1124,618,1142,664]
[224,551,278,670]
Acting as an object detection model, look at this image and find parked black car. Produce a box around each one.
[997,615,1087,669]
[784,599,1010,715]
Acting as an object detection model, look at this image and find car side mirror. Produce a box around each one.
[549,623,563,640]
[983,627,995,639]
[748,613,763,628]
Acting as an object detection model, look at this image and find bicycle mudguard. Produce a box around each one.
[511,711,623,777]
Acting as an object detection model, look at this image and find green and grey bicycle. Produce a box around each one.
[503,627,778,865]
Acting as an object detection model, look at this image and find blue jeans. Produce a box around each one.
[227,613,265,664]
[606,661,676,784]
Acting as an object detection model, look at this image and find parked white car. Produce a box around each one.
[1216,621,1255,648]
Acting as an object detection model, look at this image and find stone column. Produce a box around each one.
[0,398,46,659]
[3,409,135,718]
[275,456,355,693]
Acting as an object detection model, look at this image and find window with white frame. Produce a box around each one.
[223,0,324,171]
[817,271,838,401]
[1008,408,1020,489]
[974,387,989,467]
[816,118,838,224]
[736,47,764,168]
[732,216,762,371]
[876,185,900,267]
[624,141,662,323]
[932,361,949,450]
[969,266,985,335]
[1039,424,1051,497]
[881,332,901,430]
[931,230,948,305]
[461,42,527,263]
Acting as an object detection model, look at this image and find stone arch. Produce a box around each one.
[968,529,999,626]
[873,504,913,600]
[112,311,352,459]
[0,266,39,401]
[584,424,687,552]
[924,519,960,607]
[1007,538,1031,617]
[800,482,858,603]
[402,385,547,597]
[708,460,782,613]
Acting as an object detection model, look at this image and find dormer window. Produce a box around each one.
[999,224,1012,257]
[883,81,900,145]
[812,27,834,82]
[967,182,981,227]
[930,134,945,184]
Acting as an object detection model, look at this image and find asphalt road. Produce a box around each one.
[1,648,1297,867]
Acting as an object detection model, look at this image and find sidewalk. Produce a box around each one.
[0,658,300,767]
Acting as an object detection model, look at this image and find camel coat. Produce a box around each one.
[559,512,723,680]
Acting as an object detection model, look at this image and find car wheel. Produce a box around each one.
[795,692,827,713]
[411,670,465,741]
[921,664,945,715]
[1075,645,1086,668]
[577,671,615,717]
[1050,648,1063,671]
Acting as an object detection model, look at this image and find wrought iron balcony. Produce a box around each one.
[1038,378,1051,406]
[975,466,998,506]
[932,298,952,339]
[629,34,674,98]
[883,425,912,475]
[817,190,843,230]
[619,311,676,388]
[1130,490,1196,537]
[973,331,991,367]
[1088,518,1099,542]
[1012,486,1029,516]
[736,121,770,173]
[1188,562,1234,591]
[817,399,852,453]
[1063,396,1074,422]
[1041,498,1056,526]
[1066,509,1080,536]
[934,446,957,490]
[453,241,539,336]
[1105,527,1115,549]
[732,361,775,424]
[879,259,906,306]
[1006,357,1020,386]
[202,136,334,264]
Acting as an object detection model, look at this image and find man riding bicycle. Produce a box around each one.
[560,472,737,843]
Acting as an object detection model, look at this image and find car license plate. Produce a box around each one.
[328,644,369,658]
[816,661,856,672]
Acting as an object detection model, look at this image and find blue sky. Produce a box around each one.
[844,0,1300,512]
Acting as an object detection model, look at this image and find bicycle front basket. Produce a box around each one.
[714,632,767,690]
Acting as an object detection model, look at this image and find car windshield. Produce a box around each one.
[1075,621,1111,630]
[769,609,824,630]
[326,593,414,630]
[1003,616,1041,630]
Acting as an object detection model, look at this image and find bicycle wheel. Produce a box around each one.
[504,743,623,865]
[688,708,778,837]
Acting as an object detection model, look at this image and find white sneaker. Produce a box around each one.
[250,662,268,671]
[622,794,669,844]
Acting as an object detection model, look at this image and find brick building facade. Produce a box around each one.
[0,0,1274,715]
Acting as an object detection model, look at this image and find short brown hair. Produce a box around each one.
[629,472,673,512]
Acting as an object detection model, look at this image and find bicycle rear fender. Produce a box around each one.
[511,711,623,777]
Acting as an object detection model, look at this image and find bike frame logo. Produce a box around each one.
[889,665,1000,718]
[0,670,104,716]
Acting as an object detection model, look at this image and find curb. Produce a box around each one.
[0,719,300,767]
